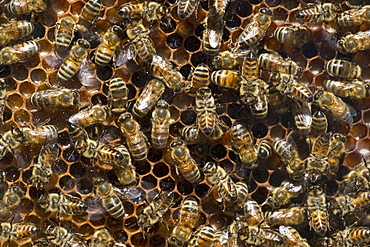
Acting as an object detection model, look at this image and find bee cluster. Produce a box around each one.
[0,0,369,246]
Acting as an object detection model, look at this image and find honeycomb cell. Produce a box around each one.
[281,0,299,9]
[227,103,244,119]
[270,124,286,140]
[19,198,34,214]
[125,216,140,232]
[52,0,69,14]
[173,48,189,65]
[131,232,147,246]
[132,70,149,88]
[0,65,11,78]
[107,216,123,230]
[142,175,157,190]
[113,230,128,243]
[211,144,227,160]
[209,213,226,228]
[53,159,68,175]
[266,0,281,7]
[251,186,268,204]
[190,52,207,67]
[77,178,93,194]
[345,151,363,167]
[350,123,367,140]
[302,43,318,59]
[97,66,113,81]
[7,93,23,109]
[184,36,201,52]
[62,147,80,162]
[194,144,208,157]
[325,181,339,196]
[90,213,106,227]
[160,17,177,33]
[12,65,28,81]
[80,223,94,236]
[167,33,183,49]
[153,163,169,177]
[177,180,194,195]
[225,14,241,29]
[252,166,269,183]
[357,138,370,158]
[70,162,86,179]
[59,175,75,191]
[14,109,30,123]
[195,183,209,198]
[251,122,268,138]
[273,7,288,22]
[235,1,252,17]
[149,235,166,247]
[32,23,46,40]
[5,166,20,182]
[30,68,47,85]
[136,162,151,176]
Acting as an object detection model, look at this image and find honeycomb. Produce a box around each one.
[0,0,370,246]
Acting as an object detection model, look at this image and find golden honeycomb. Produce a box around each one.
[0,0,370,246]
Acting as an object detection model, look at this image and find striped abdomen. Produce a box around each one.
[242,51,259,81]
[177,0,198,20]
[58,57,81,82]
[55,16,75,51]
[77,0,102,31]
[126,132,148,161]
[103,194,125,218]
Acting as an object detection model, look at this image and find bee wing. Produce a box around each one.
[78,58,100,86]
[208,29,222,48]
[43,50,65,68]
[347,102,357,122]
[115,43,135,67]
[85,195,106,214]
[113,186,143,201]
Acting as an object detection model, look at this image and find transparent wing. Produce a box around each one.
[78,58,100,86]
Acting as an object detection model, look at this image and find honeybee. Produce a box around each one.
[212,229,229,247]
[95,25,124,66]
[313,89,356,124]
[203,162,237,203]
[202,8,224,56]
[77,0,103,32]
[30,88,80,108]
[268,180,307,208]
[55,16,75,52]
[68,123,88,142]
[273,26,311,46]
[118,1,166,23]
[324,79,370,99]
[108,75,128,113]
[126,23,156,64]
[88,228,114,247]
[244,199,266,227]
[114,160,137,186]
[169,139,202,184]
[45,225,87,247]
[68,104,111,127]
[151,100,170,149]
[310,111,328,143]
[212,50,249,70]
[325,59,361,80]
[57,39,90,82]
[234,7,272,50]
[240,79,269,118]
[0,20,33,46]
[210,70,242,89]
[177,0,199,20]
[327,133,346,177]
[295,3,340,23]
[0,40,40,65]
[293,102,312,136]
[117,112,149,161]
[188,225,214,247]
[7,0,46,16]
[332,192,370,216]
[0,128,24,159]
[222,181,249,217]
[170,196,199,247]
[259,53,302,77]
[20,125,58,146]
[307,186,329,236]
[337,5,370,28]
[279,225,310,247]
[272,73,313,103]
[338,30,370,53]
[138,191,179,229]
[343,158,370,192]
[132,78,165,118]
[39,193,88,215]
[241,50,259,81]
[187,63,210,97]
[0,222,40,242]
[265,206,305,226]
[3,185,24,209]
[30,142,59,189]
[148,55,185,92]
[330,226,370,246]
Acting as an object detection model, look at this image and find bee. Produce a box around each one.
[118,1,166,23]
[324,79,370,99]
[21,125,58,146]
[293,102,312,136]
[95,25,124,66]
[57,39,90,82]
[188,225,215,247]
[325,59,361,80]
[0,128,24,159]
[212,50,249,70]
[117,112,149,161]
[77,0,103,32]
[68,104,111,127]
[88,228,114,247]
[30,142,59,190]
[240,79,269,118]
[7,0,46,16]
[107,75,128,113]
[202,20,223,57]
[307,186,329,236]
[114,160,137,186]
[45,225,87,247]
[0,222,40,242]
[132,78,165,118]
[39,193,88,215]
[138,191,179,229]
[180,126,201,144]
[272,73,313,103]
[187,63,210,97]
[30,88,80,108]
[268,180,307,208]
[151,100,171,149]
[55,16,75,52]
[265,206,305,226]
[330,227,370,246]
[212,229,229,247]
[222,181,249,217]
[0,40,40,65]
[343,158,370,192]
[241,50,259,81]
[313,89,356,124]
[68,124,88,142]
[0,20,33,46]
[338,30,370,53]
[234,7,272,50]
[170,196,199,247]
[310,111,328,143]
[258,53,302,77]
[244,199,266,227]
[327,133,346,177]
[177,0,199,20]
[278,225,310,247]
[126,23,156,64]
[295,3,340,23]
[148,55,185,92]
[331,192,370,216]
[169,139,202,184]
[273,26,311,46]
[210,70,242,89]
[3,185,24,210]
[203,162,237,203]
[337,5,370,28]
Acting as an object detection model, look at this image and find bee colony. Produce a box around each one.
[0,0,370,246]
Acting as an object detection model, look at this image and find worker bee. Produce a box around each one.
[233,7,272,50]
[151,100,171,149]
[148,55,185,92]
[259,53,302,77]
[30,142,59,190]
[343,158,370,193]
[57,39,90,82]
[126,23,156,64]
[132,78,165,118]
[202,6,224,56]
[337,5,370,28]
[241,50,259,81]
[0,40,40,65]
[117,112,149,161]
[330,227,370,246]
[39,193,88,215]
[118,1,166,23]
[212,50,249,70]
[240,79,269,118]
[265,206,305,226]
[114,159,137,186]
[307,186,329,236]
[177,0,200,20]
[327,133,346,177]
[295,3,340,23]
[30,88,80,108]
[107,75,128,113]
[3,185,24,209]
[222,181,249,217]
[273,26,311,46]
[55,16,75,52]
[324,79,370,99]
[0,20,33,46]
[170,196,199,247]
[0,222,40,242]
[293,102,312,136]
[68,124,88,142]
[188,225,215,247]
[210,70,242,89]
[138,191,179,229]
[20,125,58,146]
[325,59,361,80]
[279,225,310,247]
[268,180,307,208]
[313,89,356,124]
[77,0,103,32]
[169,139,202,184]
[244,199,266,227]
[88,228,114,247]
[338,30,370,53]
[0,127,24,159]
[187,63,210,97]
[95,25,124,66]
[203,162,237,203]
[212,229,229,247]
[45,225,87,247]
[310,111,328,143]
[7,0,47,16]
[69,104,111,127]
[331,192,370,216]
